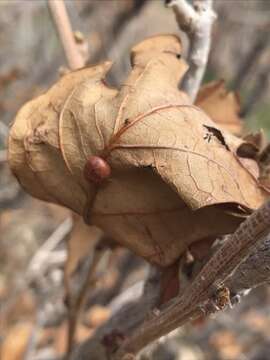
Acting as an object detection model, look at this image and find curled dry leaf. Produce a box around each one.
[9,35,269,267]
[196,80,243,135]
[8,64,112,214]
[237,130,270,190]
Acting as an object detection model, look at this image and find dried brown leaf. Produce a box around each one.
[9,35,269,267]
[8,64,112,213]
[196,80,243,135]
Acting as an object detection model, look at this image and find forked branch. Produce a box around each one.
[167,0,217,101]
[72,201,270,360]
[113,201,270,358]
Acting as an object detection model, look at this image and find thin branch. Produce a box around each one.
[0,218,73,334]
[23,309,45,360]
[86,251,145,308]
[108,266,161,331]
[66,241,110,358]
[26,217,73,280]
[47,0,85,70]
[167,0,217,102]
[226,231,270,294]
[72,223,270,360]
[113,200,270,358]
[71,267,161,360]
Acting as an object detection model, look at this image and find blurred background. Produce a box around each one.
[0,1,270,360]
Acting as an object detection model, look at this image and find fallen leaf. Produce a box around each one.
[196,80,243,135]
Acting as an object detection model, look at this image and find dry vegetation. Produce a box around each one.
[1,1,270,360]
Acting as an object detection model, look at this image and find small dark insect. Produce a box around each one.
[203,133,213,143]
[203,125,230,151]
[83,155,111,184]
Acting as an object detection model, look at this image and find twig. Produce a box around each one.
[70,267,161,360]
[72,219,270,360]
[66,241,110,358]
[46,249,67,266]
[23,309,45,360]
[47,0,85,70]
[26,217,73,280]
[87,250,145,308]
[113,200,270,358]
[166,0,216,102]
[226,231,270,294]
[0,218,73,337]
[108,266,161,330]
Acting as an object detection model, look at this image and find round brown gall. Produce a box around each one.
[83,156,111,184]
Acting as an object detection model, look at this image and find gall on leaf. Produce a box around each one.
[83,156,111,184]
